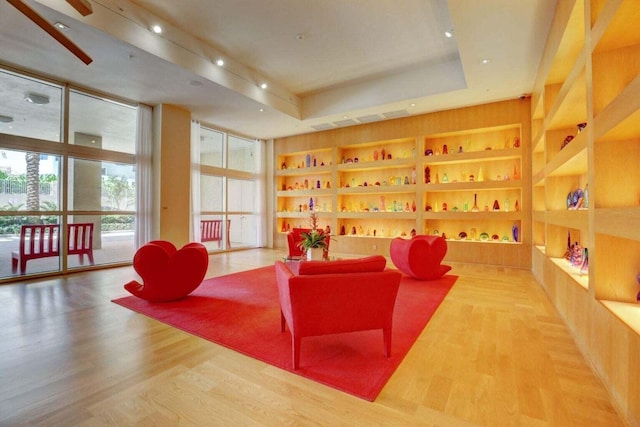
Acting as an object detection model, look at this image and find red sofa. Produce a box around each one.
[390,235,452,280]
[124,240,209,302]
[274,256,402,369]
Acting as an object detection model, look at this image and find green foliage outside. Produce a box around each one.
[0,174,135,234]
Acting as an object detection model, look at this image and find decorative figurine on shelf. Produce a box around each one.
[561,135,574,150]
[411,200,416,212]
[512,224,519,242]
[505,198,510,212]
[442,173,449,183]
[305,154,311,168]
[381,148,386,160]
[580,248,589,275]
[513,137,520,148]
[425,166,431,183]
[313,157,317,167]
[577,122,587,133]
[584,184,589,208]
[443,144,448,154]
[281,161,287,170]
[563,231,572,260]
[472,193,480,212]
[308,197,314,211]
[340,225,346,235]
[380,195,386,212]
[637,273,640,303]
[492,200,500,211]
[570,242,583,267]
[425,149,433,156]
[515,200,520,211]
[373,150,379,161]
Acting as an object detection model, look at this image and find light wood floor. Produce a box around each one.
[0,249,627,426]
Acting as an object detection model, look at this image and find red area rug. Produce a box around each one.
[112,266,457,401]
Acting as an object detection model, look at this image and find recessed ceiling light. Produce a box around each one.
[54,22,68,30]
[216,58,224,66]
[259,108,264,112]
[482,58,490,64]
[410,103,416,107]
[24,92,50,105]
[151,24,162,34]
[0,115,13,123]
[444,29,453,38]
[260,83,268,89]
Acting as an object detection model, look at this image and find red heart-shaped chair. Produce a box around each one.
[390,235,452,280]
[124,240,209,302]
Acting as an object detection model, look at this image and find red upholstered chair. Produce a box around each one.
[275,256,402,369]
[286,228,309,260]
[124,240,209,302]
[390,235,452,280]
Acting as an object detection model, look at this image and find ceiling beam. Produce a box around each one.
[66,0,93,16]
[7,0,93,65]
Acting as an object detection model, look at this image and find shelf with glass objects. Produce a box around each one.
[332,139,416,240]
[424,187,522,244]
[590,5,640,325]
[337,137,416,166]
[336,217,417,239]
[422,218,521,243]
[545,223,589,290]
[276,195,333,234]
[424,123,521,156]
[275,148,333,227]
[277,148,332,172]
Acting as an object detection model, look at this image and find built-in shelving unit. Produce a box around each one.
[530,0,640,425]
[274,98,532,267]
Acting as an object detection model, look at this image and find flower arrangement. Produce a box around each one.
[297,210,331,260]
[298,211,328,251]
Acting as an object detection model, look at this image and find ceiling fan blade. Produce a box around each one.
[66,0,92,16]
[7,0,93,65]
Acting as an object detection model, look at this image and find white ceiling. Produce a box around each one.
[0,0,556,140]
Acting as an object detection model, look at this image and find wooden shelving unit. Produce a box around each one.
[531,0,640,425]
[273,99,531,267]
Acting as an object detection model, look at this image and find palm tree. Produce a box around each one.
[25,152,40,223]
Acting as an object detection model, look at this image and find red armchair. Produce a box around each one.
[390,235,452,280]
[124,240,209,302]
[275,256,402,369]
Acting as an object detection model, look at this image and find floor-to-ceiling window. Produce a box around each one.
[0,68,144,280]
[195,125,264,250]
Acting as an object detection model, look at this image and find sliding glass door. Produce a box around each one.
[0,68,144,280]
[195,126,264,250]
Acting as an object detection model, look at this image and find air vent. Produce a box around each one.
[311,123,334,131]
[333,118,358,127]
[382,109,410,119]
[356,114,382,123]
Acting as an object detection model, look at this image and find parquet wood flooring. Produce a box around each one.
[0,249,627,426]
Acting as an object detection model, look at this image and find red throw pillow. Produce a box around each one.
[297,255,386,275]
